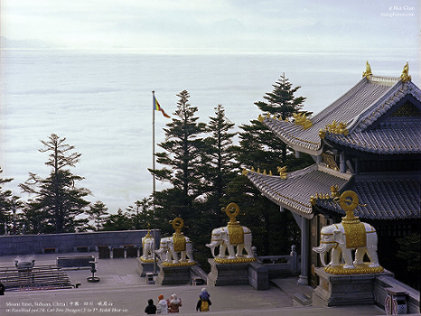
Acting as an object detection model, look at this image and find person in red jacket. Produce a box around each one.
[167,293,182,313]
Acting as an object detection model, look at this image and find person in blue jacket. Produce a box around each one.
[196,288,211,312]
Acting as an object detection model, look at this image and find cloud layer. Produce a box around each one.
[1,0,419,53]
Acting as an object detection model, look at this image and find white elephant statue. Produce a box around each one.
[312,222,380,270]
[155,235,194,264]
[140,233,155,261]
[206,226,253,260]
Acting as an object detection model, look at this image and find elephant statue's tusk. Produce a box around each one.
[319,252,327,267]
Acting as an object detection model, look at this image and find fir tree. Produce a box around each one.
[252,73,307,163]
[86,201,108,231]
[0,167,21,234]
[226,75,312,255]
[102,209,132,231]
[149,90,206,228]
[200,104,238,227]
[20,134,91,233]
[127,197,157,230]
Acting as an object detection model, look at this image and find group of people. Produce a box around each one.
[145,288,212,314]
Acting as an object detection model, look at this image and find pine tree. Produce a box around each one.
[252,73,306,163]
[226,75,312,255]
[149,90,206,228]
[86,201,108,231]
[127,197,157,230]
[102,209,132,231]
[200,104,238,227]
[0,167,21,234]
[20,134,91,233]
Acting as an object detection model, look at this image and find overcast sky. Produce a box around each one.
[1,0,420,54]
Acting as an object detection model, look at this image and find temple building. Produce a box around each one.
[245,63,421,287]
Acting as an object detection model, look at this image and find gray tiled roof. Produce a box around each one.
[325,124,421,154]
[262,76,399,153]
[324,81,421,154]
[262,76,421,155]
[315,173,421,220]
[246,164,348,219]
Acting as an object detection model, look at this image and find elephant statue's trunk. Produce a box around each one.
[206,240,219,258]
[312,245,328,267]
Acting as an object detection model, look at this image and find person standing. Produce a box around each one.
[144,299,157,314]
[196,288,211,312]
[167,293,182,313]
[156,294,168,314]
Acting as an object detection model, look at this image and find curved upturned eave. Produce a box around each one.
[262,118,322,155]
[246,164,349,219]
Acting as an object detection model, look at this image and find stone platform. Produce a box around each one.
[313,267,393,306]
[207,259,250,286]
[155,262,195,285]
[136,258,158,277]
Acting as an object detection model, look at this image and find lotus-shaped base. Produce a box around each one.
[214,257,256,264]
[161,261,196,267]
[324,263,384,275]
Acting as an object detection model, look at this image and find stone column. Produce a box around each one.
[339,152,346,173]
[298,217,309,285]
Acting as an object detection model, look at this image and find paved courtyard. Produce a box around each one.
[0,253,389,315]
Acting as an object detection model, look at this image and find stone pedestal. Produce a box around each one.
[155,262,194,285]
[313,267,392,306]
[207,259,249,286]
[136,258,158,277]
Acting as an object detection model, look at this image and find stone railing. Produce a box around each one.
[248,245,300,290]
[0,230,160,256]
[374,273,420,314]
[256,245,300,278]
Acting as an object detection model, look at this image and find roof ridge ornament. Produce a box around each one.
[293,112,312,129]
[400,62,411,82]
[319,121,349,139]
[277,166,288,179]
[362,61,373,79]
[310,185,340,206]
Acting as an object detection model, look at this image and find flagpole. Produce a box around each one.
[152,91,156,207]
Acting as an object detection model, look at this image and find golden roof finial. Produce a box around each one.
[362,61,372,78]
[400,62,411,82]
[277,166,288,179]
[330,185,340,200]
[258,114,264,123]
[310,196,316,206]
